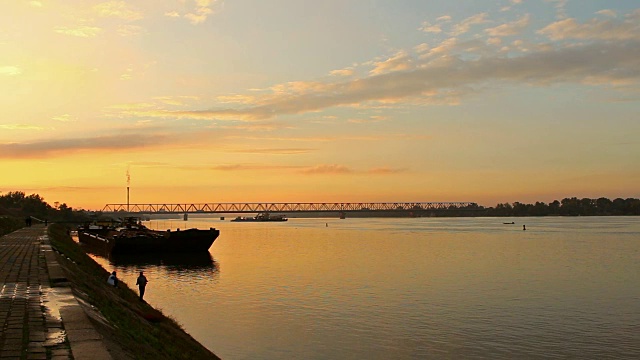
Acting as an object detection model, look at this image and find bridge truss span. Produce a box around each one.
[101,202,478,214]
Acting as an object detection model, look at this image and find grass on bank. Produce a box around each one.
[47,224,220,360]
[0,216,24,236]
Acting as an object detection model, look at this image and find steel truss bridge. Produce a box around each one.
[102,202,478,214]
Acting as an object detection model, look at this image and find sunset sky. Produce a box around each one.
[1,0,639,210]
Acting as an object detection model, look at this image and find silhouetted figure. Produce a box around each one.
[107,271,118,288]
[523,225,526,231]
[44,219,48,226]
[136,271,148,301]
[25,217,32,227]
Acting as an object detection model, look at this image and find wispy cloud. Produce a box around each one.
[451,13,490,36]
[596,9,617,18]
[230,148,316,155]
[368,167,409,174]
[137,35,639,122]
[370,51,414,75]
[94,1,143,21]
[347,115,387,124]
[299,164,353,175]
[153,96,200,106]
[501,0,523,12]
[330,68,355,77]
[0,132,175,159]
[209,164,303,171]
[117,24,144,37]
[485,14,530,37]
[419,21,443,34]
[166,0,224,25]
[546,0,568,19]
[0,124,44,131]
[539,10,640,41]
[55,26,102,38]
[52,114,74,122]
[0,66,22,76]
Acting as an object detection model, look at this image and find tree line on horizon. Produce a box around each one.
[0,191,86,222]
[478,197,640,216]
[0,191,639,219]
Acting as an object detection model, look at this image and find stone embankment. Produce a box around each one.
[0,223,219,360]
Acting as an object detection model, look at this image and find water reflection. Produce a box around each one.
[82,243,219,276]
[110,252,217,271]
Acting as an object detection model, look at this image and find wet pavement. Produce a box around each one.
[0,225,109,360]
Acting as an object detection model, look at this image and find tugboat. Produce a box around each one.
[77,217,219,253]
[231,212,288,222]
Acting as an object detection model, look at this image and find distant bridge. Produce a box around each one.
[101,202,478,214]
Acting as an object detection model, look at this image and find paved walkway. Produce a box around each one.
[0,225,111,360]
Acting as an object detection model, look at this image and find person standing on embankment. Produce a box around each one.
[136,271,148,301]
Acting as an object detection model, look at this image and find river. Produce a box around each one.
[86,216,640,359]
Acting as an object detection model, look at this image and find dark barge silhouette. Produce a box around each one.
[77,218,219,253]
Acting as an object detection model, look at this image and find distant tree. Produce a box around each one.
[548,200,560,215]
[596,197,612,215]
[0,191,89,223]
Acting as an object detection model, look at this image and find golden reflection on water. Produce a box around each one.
[89,217,640,359]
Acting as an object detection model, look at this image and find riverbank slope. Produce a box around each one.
[47,224,220,360]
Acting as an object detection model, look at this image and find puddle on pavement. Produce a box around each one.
[42,286,76,346]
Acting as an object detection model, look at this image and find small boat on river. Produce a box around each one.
[77,217,219,254]
[231,212,288,222]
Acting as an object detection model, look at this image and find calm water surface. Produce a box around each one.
[88,217,640,359]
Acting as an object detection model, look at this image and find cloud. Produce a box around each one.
[419,15,453,34]
[299,164,353,175]
[0,66,22,76]
[225,134,332,142]
[330,68,355,77]
[485,14,530,37]
[596,9,617,18]
[501,0,523,12]
[124,38,639,121]
[419,21,442,34]
[414,43,430,54]
[219,123,292,131]
[52,114,74,122]
[0,132,174,159]
[348,115,387,124]
[539,11,640,41]
[546,0,568,19]
[94,1,143,21]
[370,51,414,75]
[126,161,170,168]
[368,167,408,174]
[113,11,640,123]
[0,124,44,130]
[55,26,102,38]
[164,0,223,24]
[207,164,407,175]
[209,164,303,171]
[451,13,490,36]
[118,25,144,37]
[230,148,315,155]
[154,96,194,106]
[216,94,260,105]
